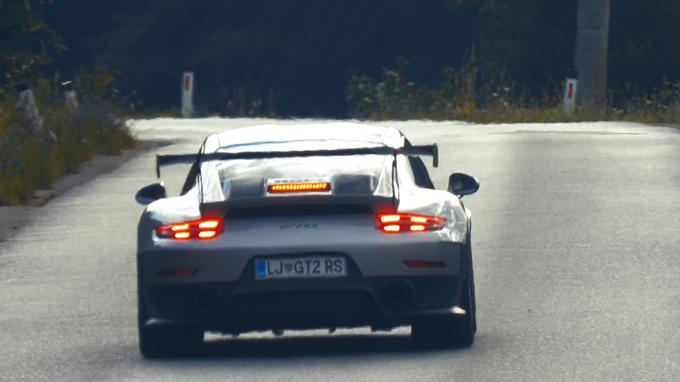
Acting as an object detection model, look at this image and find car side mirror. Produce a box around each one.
[135,183,167,205]
[448,173,479,197]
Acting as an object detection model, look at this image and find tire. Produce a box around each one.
[412,240,477,348]
[411,235,477,348]
[139,324,204,358]
[466,239,477,334]
[138,290,203,358]
[411,277,476,348]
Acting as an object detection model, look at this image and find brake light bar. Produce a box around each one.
[403,260,447,269]
[156,218,223,240]
[376,213,446,233]
[268,182,331,194]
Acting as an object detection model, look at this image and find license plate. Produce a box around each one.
[255,256,347,280]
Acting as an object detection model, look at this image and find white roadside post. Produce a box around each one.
[563,78,578,116]
[15,83,44,131]
[61,81,79,114]
[181,72,195,118]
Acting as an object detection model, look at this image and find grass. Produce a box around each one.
[0,84,134,205]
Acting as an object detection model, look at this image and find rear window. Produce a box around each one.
[196,141,394,202]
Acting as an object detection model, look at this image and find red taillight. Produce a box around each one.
[157,268,197,277]
[376,213,446,233]
[155,218,223,240]
[403,260,447,269]
[268,182,331,194]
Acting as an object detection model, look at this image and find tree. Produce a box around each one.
[80,0,476,116]
[0,0,61,86]
[475,0,576,96]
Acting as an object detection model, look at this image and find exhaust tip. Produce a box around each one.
[193,287,221,310]
[382,281,414,308]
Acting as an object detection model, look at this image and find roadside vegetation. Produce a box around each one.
[0,71,134,205]
[346,58,680,124]
[41,0,680,120]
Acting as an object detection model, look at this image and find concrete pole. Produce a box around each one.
[574,0,611,114]
[563,78,578,116]
[61,81,79,114]
[181,72,195,118]
[14,83,44,132]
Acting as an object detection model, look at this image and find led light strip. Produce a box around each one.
[268,182,331,193]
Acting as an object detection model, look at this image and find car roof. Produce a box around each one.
[204,122,404,152]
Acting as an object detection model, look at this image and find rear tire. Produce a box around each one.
[411,277,476,348]
[138,290,203,358]
[139,324,204,358]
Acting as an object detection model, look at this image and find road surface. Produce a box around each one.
[1,119,678,381]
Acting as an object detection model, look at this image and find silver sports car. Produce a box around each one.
[135,123,480,357]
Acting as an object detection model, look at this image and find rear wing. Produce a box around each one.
[201,194,397,215]
[155,144,438,178]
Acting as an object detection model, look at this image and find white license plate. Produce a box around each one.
[255,256,347,280]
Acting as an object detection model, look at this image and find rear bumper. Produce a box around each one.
[141,275,465,333]
[139,240,465,282]
[138,240,469,333]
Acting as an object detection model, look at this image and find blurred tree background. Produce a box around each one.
[1,0,62,87]
[20,0,680,118]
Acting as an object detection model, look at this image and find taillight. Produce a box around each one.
[376,213,446,233]
[155,218,223,240]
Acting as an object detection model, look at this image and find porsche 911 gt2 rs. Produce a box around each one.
[134,122,480,358]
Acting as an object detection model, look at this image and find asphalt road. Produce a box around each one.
[1,119,678,381]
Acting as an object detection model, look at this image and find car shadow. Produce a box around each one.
[155,332,463,360]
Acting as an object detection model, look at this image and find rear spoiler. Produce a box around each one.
[201,194,397,215]
[155,144,438,178]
